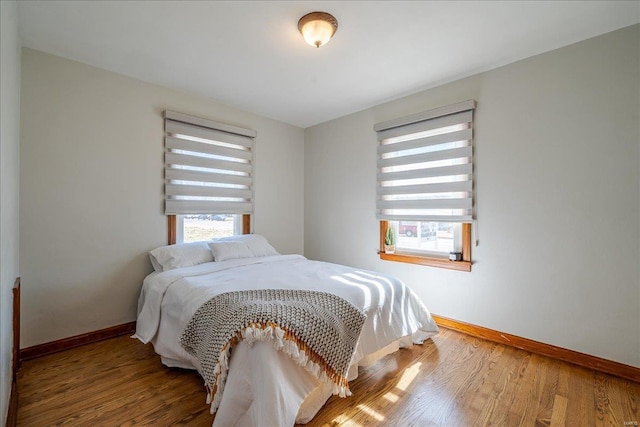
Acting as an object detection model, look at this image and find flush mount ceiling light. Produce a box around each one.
[298,12,338,48]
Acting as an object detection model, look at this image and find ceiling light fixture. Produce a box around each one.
[298,12,338,48]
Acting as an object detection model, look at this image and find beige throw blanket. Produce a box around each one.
[180,289,367,414]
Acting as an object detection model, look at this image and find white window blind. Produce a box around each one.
[163,110,256,215]
[374,100,475,223]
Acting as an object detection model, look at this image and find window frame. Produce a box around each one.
[375,100,475,272]
[168,214,251,245]
[379,220,472,272]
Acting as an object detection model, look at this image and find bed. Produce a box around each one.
[134,234,439,426]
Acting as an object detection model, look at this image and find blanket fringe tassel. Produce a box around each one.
[205,322,352,414]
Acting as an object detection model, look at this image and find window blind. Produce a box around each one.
[163,110,256,215]
[374,100,475,223]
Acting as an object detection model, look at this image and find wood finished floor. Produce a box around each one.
[17,327,639,426]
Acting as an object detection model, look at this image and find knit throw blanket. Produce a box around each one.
[180,289,367,414]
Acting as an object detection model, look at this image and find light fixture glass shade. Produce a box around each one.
[298,12,338,48]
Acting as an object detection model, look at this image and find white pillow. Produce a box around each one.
[209,241,255,262]
[149,241,214,272]
[217,234,280,257]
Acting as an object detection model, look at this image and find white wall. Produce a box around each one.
[0,0,21,424]
[305,25,640,368]
[20,48,304,348]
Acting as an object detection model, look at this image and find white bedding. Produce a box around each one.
[135,254,439,426]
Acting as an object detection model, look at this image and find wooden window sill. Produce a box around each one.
[379,252,472,272]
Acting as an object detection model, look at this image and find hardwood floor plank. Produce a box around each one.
[549,394,568,427]
[502,352,538,426]
[443,338,501,426]
[547,365,571,427]
[535,356,561,427]
[565,368,596,427]
[481,346,532,427]
[601,372,629,427]
[619,381,640,426]
[470,345,521,427]
[594,373,611,427]
[17,329,639,427]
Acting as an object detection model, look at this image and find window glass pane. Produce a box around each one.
[391,221,461,255]
[181,214,236,242]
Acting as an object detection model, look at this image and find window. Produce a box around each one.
[168,214,250,245]
[177,214,240,243]
[374,100,475,271]
[163,111,255,244]
[392,220,461,254]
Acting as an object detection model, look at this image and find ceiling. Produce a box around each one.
[17,1,640,128]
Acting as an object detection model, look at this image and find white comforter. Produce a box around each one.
[135,255,438,426]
